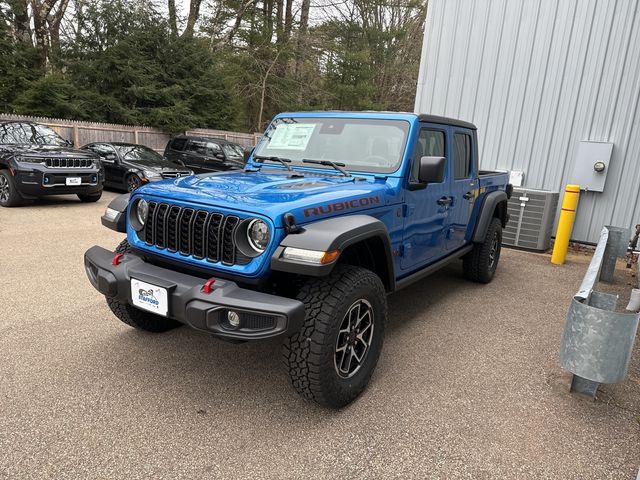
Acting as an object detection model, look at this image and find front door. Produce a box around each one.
[87,143,120,185]
[401,126,451,271]
[447,130,476,250]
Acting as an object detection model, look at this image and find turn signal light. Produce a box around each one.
[281,247,340,265]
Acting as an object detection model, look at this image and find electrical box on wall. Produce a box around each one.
[570,141,613,192]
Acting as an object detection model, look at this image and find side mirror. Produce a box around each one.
[418,156,446,184]
[103,153,117,163]
[214,152,225,160]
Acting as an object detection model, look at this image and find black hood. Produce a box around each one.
[0,144,98,159]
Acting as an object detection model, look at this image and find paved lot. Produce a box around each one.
[1,191,638,479]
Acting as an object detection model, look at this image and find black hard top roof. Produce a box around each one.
[416,114,476,130]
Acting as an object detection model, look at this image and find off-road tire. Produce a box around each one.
[106,239,181,332]
[0,170,24,207]
[283,265,387,408]
[78,191,102,202]
[463,217,502,283]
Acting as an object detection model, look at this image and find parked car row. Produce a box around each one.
[0,121,247,207]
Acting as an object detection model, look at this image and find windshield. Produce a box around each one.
[253,117,410,173]
[115,145,166,165]
[0,122,68,146]
[222,143,243,159]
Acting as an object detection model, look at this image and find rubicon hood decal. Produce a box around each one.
[303,196,381,218]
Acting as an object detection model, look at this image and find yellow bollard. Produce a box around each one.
[551,184,581,265]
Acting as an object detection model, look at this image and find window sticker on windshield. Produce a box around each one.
[268,123,316,150]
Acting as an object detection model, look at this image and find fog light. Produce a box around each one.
[227,310,241,328]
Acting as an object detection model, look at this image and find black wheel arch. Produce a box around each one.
[472,190,508,243]
[271,215,396,292]
[101,193,130,232]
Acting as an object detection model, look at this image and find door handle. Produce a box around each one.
[463,191,474,200]
[437,196,452,206]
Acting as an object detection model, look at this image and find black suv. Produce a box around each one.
[0,121,103,207]
[82,142,192,192]
[164,135,245,173]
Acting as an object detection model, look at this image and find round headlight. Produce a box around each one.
[136,199,148,225]
[247,219,270,252]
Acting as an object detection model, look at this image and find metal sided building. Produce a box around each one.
[414,0,640,243]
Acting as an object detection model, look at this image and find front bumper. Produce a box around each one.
[84,245,305,340]
[15,166,103,198]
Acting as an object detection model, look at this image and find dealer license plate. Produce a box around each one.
[131,278,168,316]
[66,177,82,186]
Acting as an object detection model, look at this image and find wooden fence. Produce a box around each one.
[0,114,262,151]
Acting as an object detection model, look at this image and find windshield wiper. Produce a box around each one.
[302,159,351,177]
[253,155,304,177]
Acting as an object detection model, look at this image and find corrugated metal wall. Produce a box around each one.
[415,0,640,243]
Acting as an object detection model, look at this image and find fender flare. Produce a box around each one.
[472,190,508,243]
[271,215,395,290]
[101,193,130,232]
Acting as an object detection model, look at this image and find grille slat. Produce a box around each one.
[144,202,158,245]
[141,204,250,266]
[192,211,208,259]
[167,206,181,252]
[178,209,195,255]
[222,216,240,265]
[206,213,223,262]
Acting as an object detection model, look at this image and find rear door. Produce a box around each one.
[446,129,477,250]
[401,125,450,270]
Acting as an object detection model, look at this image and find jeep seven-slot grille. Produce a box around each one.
[141,202,249,266]
[45,158,93,168]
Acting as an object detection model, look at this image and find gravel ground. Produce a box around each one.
[0,191,638,479]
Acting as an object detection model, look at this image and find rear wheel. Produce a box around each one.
[126,174,141,192]
[463,217,502,283]
[106,240,182,332]
[0,170,24,207]
[283,265,387,408]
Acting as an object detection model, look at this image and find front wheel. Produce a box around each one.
[283,265,387,408]
[78,191,102,203]
[463,217,503,283]
[0,170,24,207]
[126,174,141,192]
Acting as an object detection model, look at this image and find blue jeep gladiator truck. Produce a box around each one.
[84,111,512,408]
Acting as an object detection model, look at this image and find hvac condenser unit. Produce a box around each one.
[503,187,559,251]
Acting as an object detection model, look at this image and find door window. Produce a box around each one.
[410,129,445,181]
[186,140,208,155]
[453,133,471,179]
[88,143,116,158]
[206,142,222,156]
[170,138,187,151]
